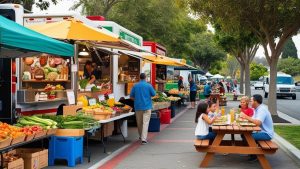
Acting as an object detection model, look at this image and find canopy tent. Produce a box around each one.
[0,15,73,57]
[200,76,207,80]
[27,19,145,51]
[116,50,185,66]
[205,72,213,77]
[211,74,224,79]
[27,19,120,42]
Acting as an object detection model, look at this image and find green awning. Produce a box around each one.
[0,15,74,57]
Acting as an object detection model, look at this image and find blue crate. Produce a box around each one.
[148,117,160,132]
[49,136,83,167]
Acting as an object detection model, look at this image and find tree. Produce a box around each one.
[214,26,259,96]
[225,54,240,79]
[70,0,127,18]
[0,0,60,11]
[108,0,205,57]
[277,57,300,76]
[189,0,300,115]
[250,63,268,81]
[187,32,226,71]
[282,38,298,59]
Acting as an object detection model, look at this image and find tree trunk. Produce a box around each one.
[239,63,245,94]
[244,62,251,97]
[268,58,278,115]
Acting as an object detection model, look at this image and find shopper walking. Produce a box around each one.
[130,73,156,144]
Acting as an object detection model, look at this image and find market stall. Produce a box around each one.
[0,14,74,168]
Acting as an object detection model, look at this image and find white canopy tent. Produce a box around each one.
[205,72,213,77]
[211,74,224,79]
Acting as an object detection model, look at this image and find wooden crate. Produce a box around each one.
[11,135,26,145]
[34,130,47,138]
[25,134,35,142]
[0,137,12,149]
[46,128,57,135]
[55,129,84,137]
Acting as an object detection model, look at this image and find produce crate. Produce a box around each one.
[16,148,48,169]
[34,130,47,138]
[25,134,35,142]
[0,137,12,149]
[46,129,57,135]
[93,114,111,120]
[55,129,84,137]
[11,135,26,145]
[2,151,24,169]
[63,105,82,116]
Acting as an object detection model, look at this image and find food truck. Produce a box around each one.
[142,41,167,89]
[0,4,74,122]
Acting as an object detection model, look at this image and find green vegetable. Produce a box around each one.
[91,86,100,92]
[79,79,89,89]
[25,116,53,126]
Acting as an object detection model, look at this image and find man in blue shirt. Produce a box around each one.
[203,82,211,99]
[241,94,274,140]
[130,73,156,144]
[240,94,274,161]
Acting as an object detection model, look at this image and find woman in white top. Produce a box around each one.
[195,102,218,140]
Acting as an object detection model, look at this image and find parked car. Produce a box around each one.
[254,81,264,90]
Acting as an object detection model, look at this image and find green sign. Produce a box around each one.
[103,26,113,32]
[119,31,141,46]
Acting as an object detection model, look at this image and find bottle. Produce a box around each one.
[221,106,225,116]
[230,109,235,123]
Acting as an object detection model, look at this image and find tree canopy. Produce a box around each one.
[277,57,300,76]
[250,62,268,81]
[282,38,298,59]
[0,0,60,11]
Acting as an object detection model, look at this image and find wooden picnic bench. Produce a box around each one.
[194,125,278,169]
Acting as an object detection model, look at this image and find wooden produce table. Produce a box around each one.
[195,125,278,169]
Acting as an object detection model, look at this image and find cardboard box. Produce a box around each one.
[16,148,48,169]
[5,158,24,169]
[63,105,82,116]
[90,122,114,140]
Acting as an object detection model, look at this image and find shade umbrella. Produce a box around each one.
[27,19,120,42]
[0,15,73,57]
[205,72,213,77]
[211,74,224,79]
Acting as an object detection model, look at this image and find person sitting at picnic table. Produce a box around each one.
[239,96,254,117]
[240,94,274,141]
[208,100,221,120]
[195,102,218,140]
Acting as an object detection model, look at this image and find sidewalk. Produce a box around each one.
[100,101,300,169]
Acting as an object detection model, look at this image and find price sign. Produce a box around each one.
[66,90,75,105]
[98,95,105,101]
[88,98,97,106]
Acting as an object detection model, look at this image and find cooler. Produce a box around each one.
[160,108,171,124]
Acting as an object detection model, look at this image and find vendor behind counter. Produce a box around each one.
[83,60,101,84]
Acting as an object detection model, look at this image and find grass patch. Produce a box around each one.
[274,125,300,149]
[294,75,300,82]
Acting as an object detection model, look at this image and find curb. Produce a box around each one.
[273,133,300,165]
[273,110,300,164]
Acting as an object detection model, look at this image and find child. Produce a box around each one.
[208,101,221,119]
[195,102,217,140]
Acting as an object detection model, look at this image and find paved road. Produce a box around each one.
[251,87,300,120]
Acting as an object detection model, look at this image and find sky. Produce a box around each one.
[33,0,300,58]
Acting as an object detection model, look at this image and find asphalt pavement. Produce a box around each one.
[251,87,300,120]
[112,106,300,169]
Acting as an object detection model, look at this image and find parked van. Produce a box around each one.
[263,72,296,100]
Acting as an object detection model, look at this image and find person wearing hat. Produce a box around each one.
[130,73,156,145]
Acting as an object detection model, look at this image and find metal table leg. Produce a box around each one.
[84,132,91,162]
[118,120,126,143]
[100,125,106,153]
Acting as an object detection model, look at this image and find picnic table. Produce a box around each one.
[194,124,278,169]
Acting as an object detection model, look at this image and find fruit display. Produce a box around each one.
[152,91,170,102]
[0,123,25,139]
[168,89,189,96]
[168,89,179,95]
[168,96,181,101]
[20,126,43,136]
[22,55,69,81]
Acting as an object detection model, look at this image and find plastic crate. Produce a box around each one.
[148,117,160,132]
[160,109,171,124]
[49,136,83,167]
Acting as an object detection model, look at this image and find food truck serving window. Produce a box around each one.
[118,54,140,83]
[78,47,112,93]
